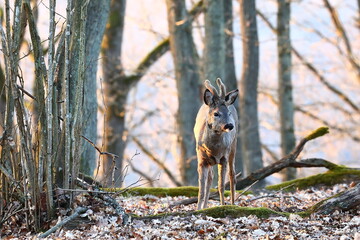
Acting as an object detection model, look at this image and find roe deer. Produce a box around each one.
[194,78,238,210]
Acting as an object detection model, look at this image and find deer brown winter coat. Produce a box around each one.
[194,78,238,210]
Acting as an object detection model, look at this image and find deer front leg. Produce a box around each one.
[197,162,209,210]
[218,158,227,205]
[203,167,213,209]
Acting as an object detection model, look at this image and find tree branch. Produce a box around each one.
[123,0,204,86]
[259,90,360,142]
[323,0,360,83]
[257,10,360,113]
[132,136,182,187]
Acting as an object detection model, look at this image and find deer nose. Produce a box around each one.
[223,123,234,131]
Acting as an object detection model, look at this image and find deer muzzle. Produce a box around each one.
[223,123,234,132]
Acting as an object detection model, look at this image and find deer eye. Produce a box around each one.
[214,112,220,117]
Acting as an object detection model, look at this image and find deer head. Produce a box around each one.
[203,78,238,134]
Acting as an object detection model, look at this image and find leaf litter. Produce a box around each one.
[1,183,360,239]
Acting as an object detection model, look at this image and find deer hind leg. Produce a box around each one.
[228,145,236,205]
[197,162,209,210]
[203,167,213,209]
[218,158,227,205]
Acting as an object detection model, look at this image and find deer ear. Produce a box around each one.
[225,89,238,105]
[204,89,213,106]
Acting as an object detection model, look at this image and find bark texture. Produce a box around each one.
[239,0,263,180]
[81,0,110,175]
[102,0,127,186]
[223,0,243,174]
[166,0,201,185]
[204,0,225,81]
[0,66,5,130]
[314,183,360,215]
[277,0,296,180]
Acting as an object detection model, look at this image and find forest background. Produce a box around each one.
[0,0,359,231]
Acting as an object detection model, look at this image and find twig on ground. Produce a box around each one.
[235,180,258,201]
[38,207,88,238]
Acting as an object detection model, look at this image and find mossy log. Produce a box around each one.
[310,183,360,215]
[104,186,243,198]
[133,205,287,221]
[266,167,360,191]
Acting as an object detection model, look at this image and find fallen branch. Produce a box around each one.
[38,207,88,238]
[76,178,129,224]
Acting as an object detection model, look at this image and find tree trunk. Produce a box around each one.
[0,66,5,131]
[204,0,225,81]
[101,0,127,187]
[277,0,296,181]
[166,0,201,186]
[80,0,110,176]
[239,0,263,184]
[223,0,243,175]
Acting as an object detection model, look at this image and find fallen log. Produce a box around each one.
[311,183,360,215]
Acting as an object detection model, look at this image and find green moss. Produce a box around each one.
[305,127,329,141]
[266,168,360,191]
[133,205,288,221]
[194,205,288,218]
[121,186,201,197]
[305,191,344,215]
[103,186,244,198]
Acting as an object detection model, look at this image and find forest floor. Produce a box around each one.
[2,183,360,239]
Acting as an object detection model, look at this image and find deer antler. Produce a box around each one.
[204,80,219,98]
[216,78,226,99]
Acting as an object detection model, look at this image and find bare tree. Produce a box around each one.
[80,0,110,176]
[166,0,201,185]
[204,0,225,81]
[277,0,296,180]
[101,0,127,186]
[0,66,5,130]
[238,0,263,183]
[0,0,107,230]
[223,0,243,174]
